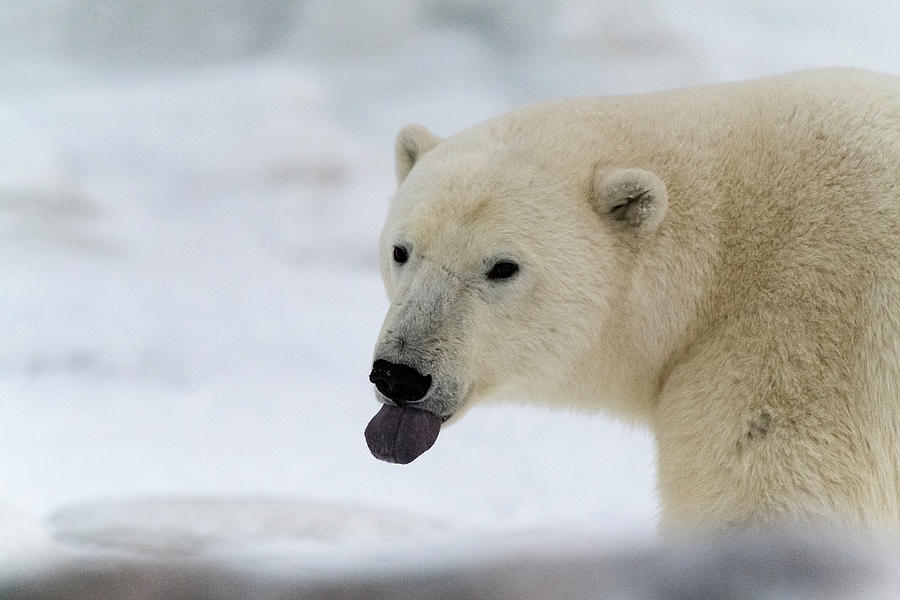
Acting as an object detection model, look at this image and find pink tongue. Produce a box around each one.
[365,405,442,464]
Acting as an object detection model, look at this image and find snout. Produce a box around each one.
[369,359,432,406]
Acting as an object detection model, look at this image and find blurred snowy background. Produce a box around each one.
[0,0,898,576]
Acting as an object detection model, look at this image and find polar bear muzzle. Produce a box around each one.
[369,359,432,406]
[366,360,442,463]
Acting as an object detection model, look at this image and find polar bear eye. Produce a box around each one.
[487,261,519,281]
[393,245,409,264]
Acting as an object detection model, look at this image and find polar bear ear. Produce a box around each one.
[592,167,668,232]
[395,124,442,183]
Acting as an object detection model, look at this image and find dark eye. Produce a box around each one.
[487,261,519,280]
[393,245,409,264]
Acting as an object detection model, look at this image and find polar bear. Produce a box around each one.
[365,69,900,533]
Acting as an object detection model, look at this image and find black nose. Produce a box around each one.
[369,359,432,406]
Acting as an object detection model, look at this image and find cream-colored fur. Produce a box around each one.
[374,69,900,533]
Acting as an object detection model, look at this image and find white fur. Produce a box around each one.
[374,69,900,534]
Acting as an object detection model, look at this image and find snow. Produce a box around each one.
[0,0,898,583]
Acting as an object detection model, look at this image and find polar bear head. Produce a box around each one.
[366,120,668,463]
